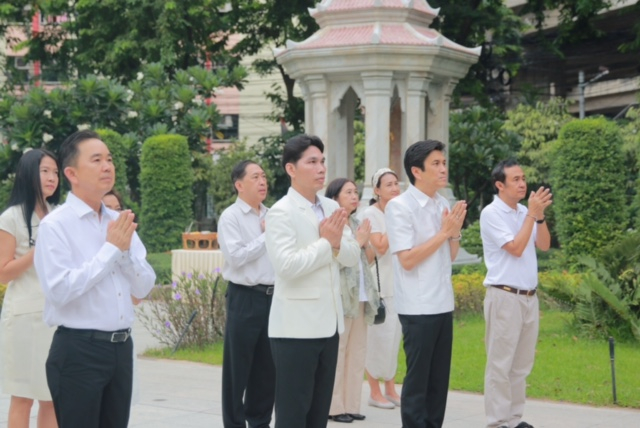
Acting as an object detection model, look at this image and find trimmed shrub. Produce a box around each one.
[550,118,628,259]
[140,135,194,252]
[452,272,486,315]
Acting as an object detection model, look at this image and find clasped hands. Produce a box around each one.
[106,210,137,251]
[527,187,553,220]
[320,208,349,250]
[442,201,467,239]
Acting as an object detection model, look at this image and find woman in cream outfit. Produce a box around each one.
[326,178,380,423]
[0,149,60,428]
[360,168,403,409]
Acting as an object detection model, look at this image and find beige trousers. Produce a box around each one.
[330,303,367,415]
[484,287,539,428]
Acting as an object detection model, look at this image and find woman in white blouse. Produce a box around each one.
[360,168,402,409]
[326,178,379,423]
[0,149,60,428]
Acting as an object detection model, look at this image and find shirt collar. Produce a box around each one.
[235,197,267,216]
[66,192,98,219]
[407,184,442,208]
[288,187,322,209]
[493,194,524,214]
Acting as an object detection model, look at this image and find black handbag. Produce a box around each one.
[373,257,386,325]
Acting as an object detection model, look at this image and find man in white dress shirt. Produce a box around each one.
[480,159,552,428]
[385,140,466,428]
[218,160,276,428]
[265,134,360,428]
[34,130,156,428]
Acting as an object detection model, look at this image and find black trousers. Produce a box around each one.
[399,312,453,428]
[222,282,276,428]
[46,327,134,428]
[270,332,339,428]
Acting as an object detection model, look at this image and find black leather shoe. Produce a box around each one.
[515,422,534,428]
[331,414,354,423]
[347,413,365,421]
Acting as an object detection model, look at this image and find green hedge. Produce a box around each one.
[550,118,628,258]
[139,134,194,252]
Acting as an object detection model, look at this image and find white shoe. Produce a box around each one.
[367,397,395,409]
[384,394,401,406]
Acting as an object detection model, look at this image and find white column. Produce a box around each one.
[426,78,457,154]
[403,72,430,183]
[362,71,393,194]
[302,74,329,144]
[328,89,357,181]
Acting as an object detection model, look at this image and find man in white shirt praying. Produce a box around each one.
[385,140,466,428]
[34,130,156,428]
[480,159,552,428]
[218,160,276,428]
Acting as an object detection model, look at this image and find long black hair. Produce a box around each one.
[7,149,61,246]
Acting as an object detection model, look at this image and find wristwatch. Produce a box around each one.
[536,217,546,224]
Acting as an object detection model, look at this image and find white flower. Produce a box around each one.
[43,110,52,118]
[193,97,203,106]
[77,124,91,131]
[11,143,19,151]
[125,89,134,102]
[174,101,184,110]
[23,147,33,153]
[137,72,144,80]
[42,133,54,143]
[127,111,138,118]
[171,115,178,123]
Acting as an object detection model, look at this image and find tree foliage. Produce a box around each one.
[1,0,236,83]
[503,98,574,186]
[139,134,194,252]
[449,106,520,223]
[550,118,628,258]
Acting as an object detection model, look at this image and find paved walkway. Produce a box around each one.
[1,306,638,427]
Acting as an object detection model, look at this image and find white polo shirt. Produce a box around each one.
[386,185,454,315]
[480,195,538,290]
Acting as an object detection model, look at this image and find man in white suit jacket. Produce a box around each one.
[265,134,360,428]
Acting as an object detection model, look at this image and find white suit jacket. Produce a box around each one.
[265,187,360,339]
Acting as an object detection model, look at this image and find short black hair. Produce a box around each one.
[7,149,60,246]
[325,178,358,215]
[491,158,520,192]
[282,134,324,174]
[403,140,445,185]
[59,129,101,170]
[231,160,259,194]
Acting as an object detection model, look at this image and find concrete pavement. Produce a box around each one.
[1,306,638,427]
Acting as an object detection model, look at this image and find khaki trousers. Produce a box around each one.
[484,287,539,428]
[330,303,367,415]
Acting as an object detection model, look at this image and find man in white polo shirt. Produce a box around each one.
[386,140,466,428]
[480,159,552,428]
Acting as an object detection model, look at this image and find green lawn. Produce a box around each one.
[449,311,640,408]
[144,310,640,408]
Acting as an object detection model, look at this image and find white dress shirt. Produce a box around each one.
[480,196,538,290]
[218,197,275,286]
[34,192,156,331]
[386,185,454,315]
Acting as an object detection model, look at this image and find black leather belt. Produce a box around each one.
[230,281,274,295]
[58,326,131,343]
[491,284,536,296]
